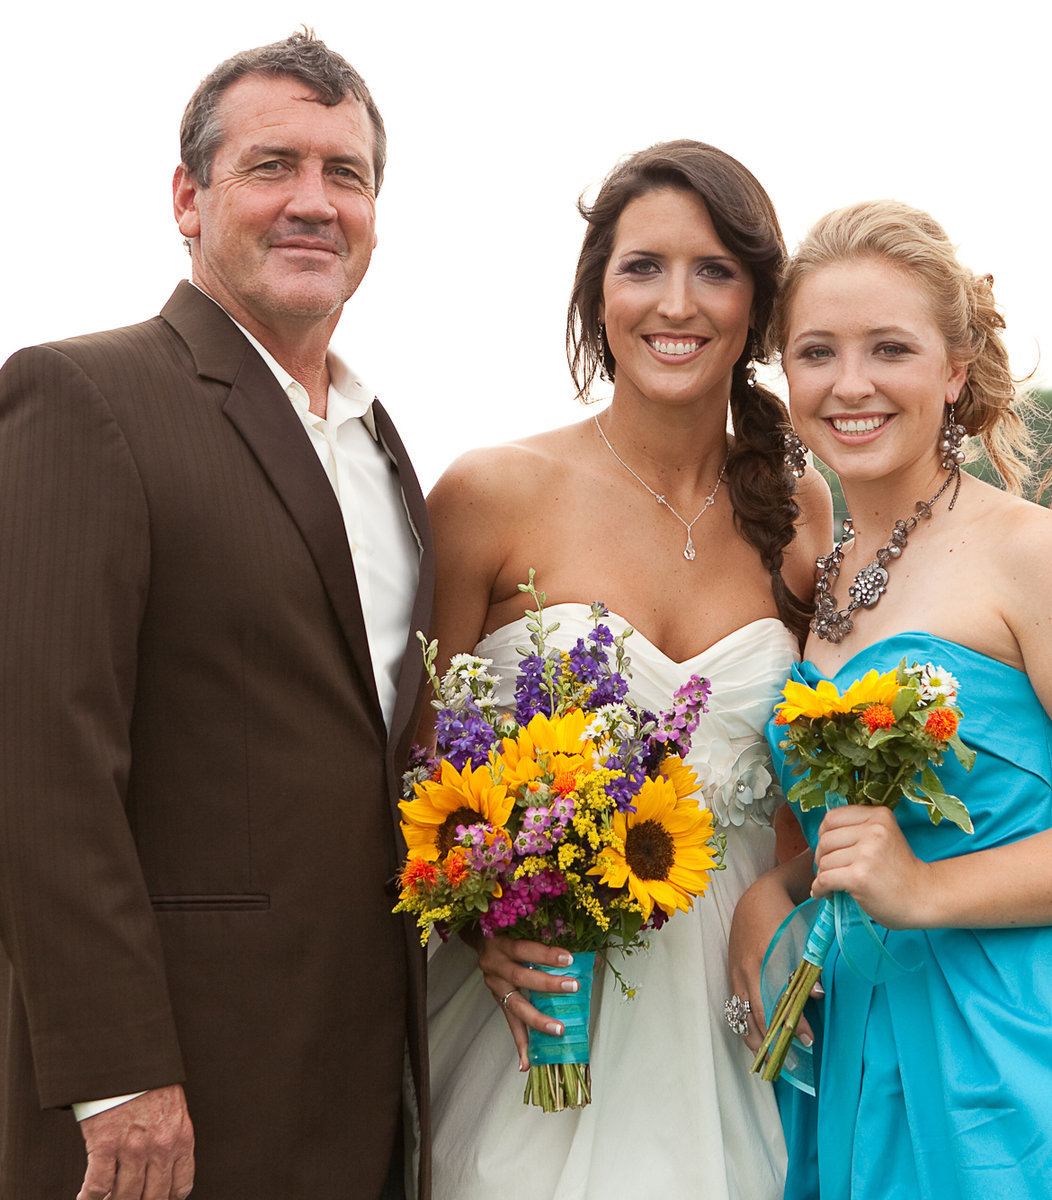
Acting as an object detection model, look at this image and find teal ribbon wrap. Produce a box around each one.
[526,951,595,1066]
[760,792,921,1094]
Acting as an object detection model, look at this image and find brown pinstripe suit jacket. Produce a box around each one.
[0,282,433,1198]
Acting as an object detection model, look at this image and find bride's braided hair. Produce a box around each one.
[567,139,810,641]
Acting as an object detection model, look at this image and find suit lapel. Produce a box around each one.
[161,284,384,729]
[373,400,435,775]
[224,354,384,725]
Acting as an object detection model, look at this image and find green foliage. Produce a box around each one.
[964,387,1052,501]
[780,659,975,832]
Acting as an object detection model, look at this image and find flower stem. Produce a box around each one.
[877,765,911,808]
[522,1062,592,1111]
[750,959,822,1082]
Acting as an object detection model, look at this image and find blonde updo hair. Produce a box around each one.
[772,200,1032,494]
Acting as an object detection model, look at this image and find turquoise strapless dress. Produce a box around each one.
[767,633,1052,1200]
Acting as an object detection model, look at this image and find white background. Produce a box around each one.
[5,0,1049,488]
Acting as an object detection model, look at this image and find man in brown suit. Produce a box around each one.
[0,32,431,1200]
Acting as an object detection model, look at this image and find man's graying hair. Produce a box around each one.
[180,29,387,193]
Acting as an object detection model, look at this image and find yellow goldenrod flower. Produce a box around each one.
[557,843,583,870]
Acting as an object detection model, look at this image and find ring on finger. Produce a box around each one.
[500,989,516,1010]
[724,994,751,1037]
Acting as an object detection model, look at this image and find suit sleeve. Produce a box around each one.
[0,345,184,1108]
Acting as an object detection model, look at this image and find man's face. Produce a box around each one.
[174,73,377,340]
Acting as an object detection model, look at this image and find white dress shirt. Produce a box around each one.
[235,323,421,728]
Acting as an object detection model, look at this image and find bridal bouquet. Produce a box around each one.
[396,574,723,1111]
[751,660,975,1086]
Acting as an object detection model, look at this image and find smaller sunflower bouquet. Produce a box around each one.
[751,660,975,1088]
[396,574,723,1111]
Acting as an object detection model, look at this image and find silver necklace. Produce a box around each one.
[593,415,728,562]
[812,465,961,643]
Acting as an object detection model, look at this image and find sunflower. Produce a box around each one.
[776,668,899,724]
[496,709,596,792]
[587,775,716,920]
[399,759,512,862]
[656,755,700,802]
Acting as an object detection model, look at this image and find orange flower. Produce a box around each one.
[552,770,579,797]
[861,704,895,734]
[443,849,469,887]
[401,858,438,890]
[925,708,958,741]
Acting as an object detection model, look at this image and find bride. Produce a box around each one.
[423,139,829,1198]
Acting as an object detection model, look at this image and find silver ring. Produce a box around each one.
[724,994,751,1036]
[500,989,516,1010]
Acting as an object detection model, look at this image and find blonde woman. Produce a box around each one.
[734,200,1052,1200]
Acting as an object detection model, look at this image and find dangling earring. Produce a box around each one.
[939,404,966,470]
[598,321,612,383]
[783,429,808,479]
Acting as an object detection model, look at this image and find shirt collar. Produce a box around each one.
[189,282,378,437]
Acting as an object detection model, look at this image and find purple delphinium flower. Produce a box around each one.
[560,622,629,710]
[589,623,614,649]
[591,671,629,707]
[515,653,553,723]
[567,624,625,696]
[600,754,646,812]
[569,637,602,685]
[599,734,651,811]
[435,698,496,771]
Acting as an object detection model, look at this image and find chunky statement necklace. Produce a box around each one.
[811,465,961,643]
[593,415,728,562]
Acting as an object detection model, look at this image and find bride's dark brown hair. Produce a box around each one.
[567,139,811,641]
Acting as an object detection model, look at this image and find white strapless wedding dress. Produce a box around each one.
[427,607,798,1199]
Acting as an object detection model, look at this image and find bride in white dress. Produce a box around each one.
[422,140,830,1199]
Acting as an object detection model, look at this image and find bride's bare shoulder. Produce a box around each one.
[428,420,592,514]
